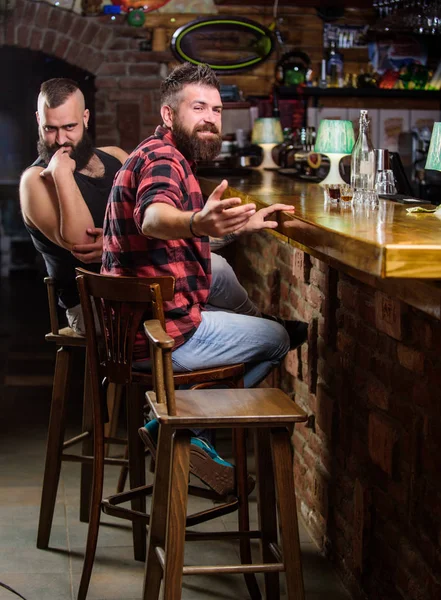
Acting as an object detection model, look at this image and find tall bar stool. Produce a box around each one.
[141,299,308,600]
[37,277,123,550]
[75,268,256,600]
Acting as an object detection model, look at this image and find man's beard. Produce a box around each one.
[172,120,222,162]
[37,128,95,171]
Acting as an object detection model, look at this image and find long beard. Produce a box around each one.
[37,128,95,171]
[172,121,222,162]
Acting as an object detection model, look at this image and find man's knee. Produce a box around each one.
[211,252,236,287]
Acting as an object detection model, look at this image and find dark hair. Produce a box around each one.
[160,63,220,109]
[39,78,80,108]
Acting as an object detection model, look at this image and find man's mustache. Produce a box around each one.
[194,124,220,134]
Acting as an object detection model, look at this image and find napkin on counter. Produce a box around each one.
[406,205,441,214]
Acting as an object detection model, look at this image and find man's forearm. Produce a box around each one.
[142,203,197,240]
[209,232,238,251]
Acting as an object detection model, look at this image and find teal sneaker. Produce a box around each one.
[139,420,237,496]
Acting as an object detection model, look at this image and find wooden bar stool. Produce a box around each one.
[140,297,308,599]
[37,277,123,550]
[76,268,256,600]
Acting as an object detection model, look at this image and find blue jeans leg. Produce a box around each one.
[172,311,290,388]
[207,252,261,317]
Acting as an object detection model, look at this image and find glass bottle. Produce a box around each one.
[326,41,344,88]
[272,127,293,167]
[351,110,377,203]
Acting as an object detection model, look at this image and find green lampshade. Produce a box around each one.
[314,119,355,154]
[425,122,441,171]
[251,117,284,144]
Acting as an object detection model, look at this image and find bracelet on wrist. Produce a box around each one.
[189,210,202,237]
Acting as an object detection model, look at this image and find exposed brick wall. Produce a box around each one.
[234,231,441,600]
[3,0,168,151]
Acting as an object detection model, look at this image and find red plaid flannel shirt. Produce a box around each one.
[102,126,211,359]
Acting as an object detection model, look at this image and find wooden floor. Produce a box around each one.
[0,271,351,600]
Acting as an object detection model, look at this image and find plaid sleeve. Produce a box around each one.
[133,154,186,235]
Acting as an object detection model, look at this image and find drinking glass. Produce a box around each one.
[340,184,354,203]
[375,169,397,194]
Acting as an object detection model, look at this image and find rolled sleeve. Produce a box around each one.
[133,156,185,235]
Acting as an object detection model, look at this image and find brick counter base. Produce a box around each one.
[231,231,441,600]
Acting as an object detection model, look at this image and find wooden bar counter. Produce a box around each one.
[199,168,441,600]
[199,170,441,320]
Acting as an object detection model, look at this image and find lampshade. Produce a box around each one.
[314,119,355,186]
[251,117,284,169]
[425,122,441,171]
[314,119,355,154]
[251,117,284,144]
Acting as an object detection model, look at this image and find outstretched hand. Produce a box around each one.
[71,227,103,264]
[235,203,295,235]
[192,180,256,237]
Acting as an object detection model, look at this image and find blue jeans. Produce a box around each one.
[172,253,289,388]
[172,310,289,388]
[135,252,289,388]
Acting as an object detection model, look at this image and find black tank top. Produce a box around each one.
[24,149,122,309]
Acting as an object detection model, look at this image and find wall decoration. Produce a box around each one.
[171,17,275,73]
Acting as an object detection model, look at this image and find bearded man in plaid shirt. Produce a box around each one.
[102,62,307,494]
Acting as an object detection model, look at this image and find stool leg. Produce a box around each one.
[255,428,280,600]
[162,429,191,600]
[37,346,73,549]
[143,426,174,600]
[80,359,94,523]
[104,382,123,457]
[127,384,146,561]
[77,373,106,600]
[233,428,261,600]
[270,427,305,600]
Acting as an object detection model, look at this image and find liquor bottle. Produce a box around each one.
[351,110,376,201]
[326,41,344,88]
[272,127,293,167]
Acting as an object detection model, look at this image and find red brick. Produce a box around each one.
[29,27,42,51]
[338,279,358,311]
[80,21,101,45]
[368,411,399,475]
[128,63,160,77]
[5,20,15,45]
[316,383,335,438]
[53,35,71,60]
[357,293,376,327]
[35,3,50,29]
[47,6,62,30]
[367,378,389,410]
[353,479,372,574]
[42,30,56,55]
[306,284,324,311]
[14,0,25,18]
[57,11,74,35]
[375,292,404,341]
[284,349,299,378]
[95,77,116,89]
[23,0,37,23]
[313,468,330,520]
[17,24,30,47]
[110,38,132,50]
[98,63,127,76]
[397,343,424,374]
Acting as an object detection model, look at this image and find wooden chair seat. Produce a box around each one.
[150,387,306,427]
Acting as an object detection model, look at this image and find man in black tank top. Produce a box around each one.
[19,78,128,334]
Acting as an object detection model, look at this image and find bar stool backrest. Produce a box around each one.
[75,268,175,390]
